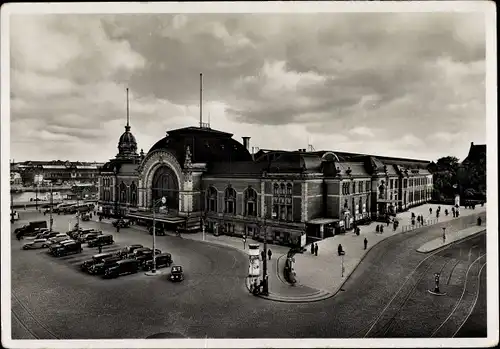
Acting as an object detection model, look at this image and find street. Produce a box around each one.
[10,210,487,339]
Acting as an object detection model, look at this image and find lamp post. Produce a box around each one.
[260,217,269,296]
[145,196,166,276]
[442,227,446,244]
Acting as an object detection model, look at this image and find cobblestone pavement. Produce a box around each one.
[293,203,487,294]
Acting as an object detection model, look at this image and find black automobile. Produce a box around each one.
[87,234,114,248]
[118,244,144,259]
[37,231,59,240]
[50,241,82,257]
[133,248,162,265]
[112,219,131,228]
[78,232,103,243]
[80,252,116,272]
[169,265,184,282]
[143,253,173,271]
[103,259,140,279]
[89,256,123,275]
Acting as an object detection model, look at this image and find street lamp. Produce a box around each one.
[145,196,166,276]
[442,227,446,244]
[259,217,269,296]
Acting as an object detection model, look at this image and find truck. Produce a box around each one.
[14,221,48,239]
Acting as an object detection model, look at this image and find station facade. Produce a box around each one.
[98,123,433,246]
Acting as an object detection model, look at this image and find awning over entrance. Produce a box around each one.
[307,218,339,225]
[127,211,186,224]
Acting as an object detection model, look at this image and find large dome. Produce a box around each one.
[148,126,252,166]
[117,125,138,158]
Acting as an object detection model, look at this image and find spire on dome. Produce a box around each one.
[116,87,138,160]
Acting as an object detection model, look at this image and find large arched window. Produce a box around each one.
[207,186,218,212]
[130,182,137,207]
[286,183,292,195]
[119,182,127,203]
[225,187,236,214]
[273,183,279,195]
[152,165,179,210]
[244,187,257,216]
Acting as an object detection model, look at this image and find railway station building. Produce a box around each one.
[98,122,433,246]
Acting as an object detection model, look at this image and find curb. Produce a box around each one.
[244,277,334,303]
[416,229,486,253]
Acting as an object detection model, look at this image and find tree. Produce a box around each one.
[430,156,460,201]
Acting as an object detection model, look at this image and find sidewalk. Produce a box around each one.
[292,203,487,297]
[417,225,486,253]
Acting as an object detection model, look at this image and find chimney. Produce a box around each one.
[242,137,250,150]
[471,141,474,146]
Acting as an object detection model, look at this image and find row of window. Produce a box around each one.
[206,186,258,217]
[342,181,371,195]
[273,183,293,196]
[102,178,112,187]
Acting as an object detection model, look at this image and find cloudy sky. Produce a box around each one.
[9,11,487,163]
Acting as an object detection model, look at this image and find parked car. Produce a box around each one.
[133,248,162,264]
[143,253,173,271]
[22,238,50,250]
[50,241,82,257]
[80,252,115,272]
[169,265,184,282]
[118,244,144,259]
[88,255,123,275]
[47,233,69,243]
[37,231,60,240]
[87,234,114,248]
[103,259,140,279]
[15,221,48,238]
[78,232,103,243]
[112,219,131,228]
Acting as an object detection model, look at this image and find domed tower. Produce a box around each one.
[116,88,140,160]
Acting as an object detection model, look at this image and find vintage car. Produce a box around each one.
[78,231,103,243]
[103,259,140,279]
[169,265,184,282]
[118,244,144,259]
[22,238,50,250]
[143,253,173,271]
[50,241,82,257]
[47,234,70,245]
[89,255,123,275]
[87,234,114,248]
[80,252,116,272]
[112,219,131,228]
[148,225,167,236]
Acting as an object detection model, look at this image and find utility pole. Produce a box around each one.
[261,217,269,295]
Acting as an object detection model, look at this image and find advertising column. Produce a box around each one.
[248,243,261,284]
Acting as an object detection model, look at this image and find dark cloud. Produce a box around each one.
[8,11,487,162]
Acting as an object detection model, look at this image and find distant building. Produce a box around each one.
[10,171,22,186]
[99,121,434,246]
[11,160,104,186]
[458,141,486,201]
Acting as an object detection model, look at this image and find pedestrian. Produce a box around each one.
[268,249,273,260]
[436,211,440,218]
[116,225,120,233]
[380,225,384,233]
[364,237,368,250]
[311,243,314,254]
[416,215,420,224]
[98,244,102,254]
[243,236,247,250]
[314,244,318,256]
[456,210,460,217]
[386,220,390,227]
[393,221,397,231]
[376,225,380,233]
[429,207,432,215]
[356,227,360,236]
[261,250,265,261]
[338,244,343,256]
[445,209,448,216]
[412,219,415,226]
[477,217,482,226]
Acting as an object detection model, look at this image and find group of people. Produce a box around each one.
[260,249,273,261]
[310,243,319,256]
[411,212,426,226]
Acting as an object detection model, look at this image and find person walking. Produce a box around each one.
[338,244,343,256]
[436,211,440,219]
[380,225,384,233]
[429,207,432,215]
[268,249,273,261]
[311,243,314,254]
[376,225,380,233]
[260,250,265,261]
[364,237,368,250]
[477,217,482,226]
[314,243,318,256]
[116,225,120,233]
[98,244,102,254]
[243,236,247,250]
